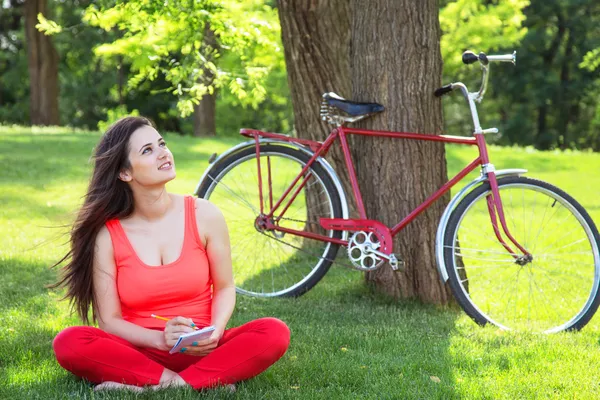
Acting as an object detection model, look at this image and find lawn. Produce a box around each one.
[2,125,600,399]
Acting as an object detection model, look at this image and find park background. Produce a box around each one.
[2,0,600,398]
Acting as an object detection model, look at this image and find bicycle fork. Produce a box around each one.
[478,133,532,264]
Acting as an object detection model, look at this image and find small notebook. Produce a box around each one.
[169,326,216,354]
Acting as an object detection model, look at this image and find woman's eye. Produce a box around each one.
[142,147,151,154]
[159,141,167,147]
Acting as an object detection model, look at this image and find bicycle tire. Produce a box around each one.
[196,143,343,298]
[443,175,600,332]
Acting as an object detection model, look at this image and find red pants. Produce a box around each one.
[52,317,290,390]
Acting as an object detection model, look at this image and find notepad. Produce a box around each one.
[169,326,216,354]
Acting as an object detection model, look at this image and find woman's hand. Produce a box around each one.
[162,316,196,349]
[179,327,224,356]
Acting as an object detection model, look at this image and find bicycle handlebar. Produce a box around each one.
[434,50,516,101]
[434,84,454,98]
[462,51,481,65]
[487,53,516,63]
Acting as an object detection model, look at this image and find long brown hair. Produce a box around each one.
[52,116,153,324]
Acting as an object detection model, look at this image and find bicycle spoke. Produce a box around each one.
[200,148,342,297]
[446,178,599,332]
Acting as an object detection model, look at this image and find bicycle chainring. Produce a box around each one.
[347,231,385,271]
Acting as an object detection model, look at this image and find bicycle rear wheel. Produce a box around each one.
[196,144,343,297]
[443,176,600,332]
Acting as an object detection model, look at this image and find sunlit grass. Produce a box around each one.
[2,126,600,399]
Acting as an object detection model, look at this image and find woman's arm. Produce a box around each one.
[184,199,235,356]
[93,226,192,350]
[201,199,236,334]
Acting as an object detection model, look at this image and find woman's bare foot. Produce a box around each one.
[94,381,144,393]
[149,372,189,391]
[225,384,236,393]
[156,368,188,388]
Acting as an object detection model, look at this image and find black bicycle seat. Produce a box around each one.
[323,92,384,117]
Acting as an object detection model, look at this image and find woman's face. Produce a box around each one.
[120,125,176,187]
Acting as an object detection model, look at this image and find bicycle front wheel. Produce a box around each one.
[197,144,343,298]
[443,176,600,333]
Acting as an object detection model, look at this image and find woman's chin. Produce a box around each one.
[154,171,177,185]
[164,173,176,184]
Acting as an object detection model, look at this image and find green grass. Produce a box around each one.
[2,126,600,399]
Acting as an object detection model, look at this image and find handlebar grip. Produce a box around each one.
[434,84,454,97]
[478,52,489,65]
[462,51,479,65]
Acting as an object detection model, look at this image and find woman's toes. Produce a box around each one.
[94,381,144,392]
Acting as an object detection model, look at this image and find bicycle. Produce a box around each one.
[195,50,600,333]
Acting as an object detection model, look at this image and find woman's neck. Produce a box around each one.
[130,187,173,222]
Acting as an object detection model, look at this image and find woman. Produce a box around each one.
[51,116,290,392]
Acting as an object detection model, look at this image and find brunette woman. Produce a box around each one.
[51,116,290,392]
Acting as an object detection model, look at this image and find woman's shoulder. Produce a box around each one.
[95,225,114,256]
[193,197,224,224]
[193,197,220,213]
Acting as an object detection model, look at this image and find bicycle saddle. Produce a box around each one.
[323,92,385,117]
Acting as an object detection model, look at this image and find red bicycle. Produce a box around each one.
[196,51,600,333]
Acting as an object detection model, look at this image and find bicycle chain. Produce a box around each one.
[257,219,360,270]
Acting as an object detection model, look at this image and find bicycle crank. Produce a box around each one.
[320,218,405,271]
[347,231,404,272]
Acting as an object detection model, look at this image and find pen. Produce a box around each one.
[151,314,198,330]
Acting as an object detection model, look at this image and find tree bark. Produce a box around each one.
[277,0,358,215]
[24,0,59,126]
[351,0,452,303]
[193,22,217,137]
[278,0,452,303]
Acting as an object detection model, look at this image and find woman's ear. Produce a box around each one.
[119,169,132,182]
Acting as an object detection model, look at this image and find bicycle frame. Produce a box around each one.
[242,126,530,260]
[234,53,529,263]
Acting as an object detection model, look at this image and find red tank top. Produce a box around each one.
[105,196,212,329]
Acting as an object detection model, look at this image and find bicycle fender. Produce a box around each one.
[435,168,527,282]
[194,139,350,239]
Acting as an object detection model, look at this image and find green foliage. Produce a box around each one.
[439,0,529,138]
[97,105,139,132]
[8,0,600,149]
[441,0,600,151]
[81,0,282,118]
[30,0,291,135]
[581,47,600,71]
[0,1,29,124]
[440,0,529,78]
[35,12,62,34]
[493,0,600,150]
[50,1,122,129]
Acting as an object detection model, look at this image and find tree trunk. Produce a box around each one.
[535,11,566,150]
[24,0,59,126]
[351,0,452,303]
[277,0,358,216]
[193,22,217,137]
[193,92,216,136]
[536,104,551,150]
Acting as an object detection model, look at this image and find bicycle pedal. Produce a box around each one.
[389,254,405,272]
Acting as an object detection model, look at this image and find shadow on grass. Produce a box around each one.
[0,255,462,398]
[0,257,59,315]
[232,262,462,398]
